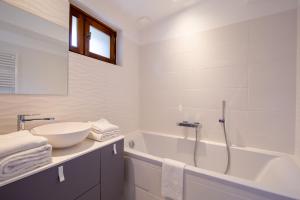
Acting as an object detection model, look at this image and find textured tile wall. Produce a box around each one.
[296,4,300,157]
[3,0,69,28]
[0,1,140,134]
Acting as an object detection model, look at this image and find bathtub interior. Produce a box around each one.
[125,132,276,180]
[255,156,300,197]
[125,131,300,198]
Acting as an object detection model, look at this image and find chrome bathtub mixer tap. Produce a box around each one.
[177,121,201,167]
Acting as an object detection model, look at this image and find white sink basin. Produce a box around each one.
[31,122,91,148]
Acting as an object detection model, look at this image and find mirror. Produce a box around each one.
[0,1,68,95]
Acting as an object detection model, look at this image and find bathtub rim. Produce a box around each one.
[124,131,299,200]
[128,130,288,157]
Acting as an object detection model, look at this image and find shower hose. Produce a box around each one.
[220,100,231,174]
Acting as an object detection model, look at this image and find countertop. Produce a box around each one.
[0,135,124,188]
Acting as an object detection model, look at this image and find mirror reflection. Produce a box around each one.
[0,1,68,95]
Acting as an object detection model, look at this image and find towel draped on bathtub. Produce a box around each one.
[161,158,186,200]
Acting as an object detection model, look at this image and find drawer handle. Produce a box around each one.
[113,144,117,155]
[58,166,65,182]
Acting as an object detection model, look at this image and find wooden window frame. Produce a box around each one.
[69,5,117,65]
[69,6,84,54]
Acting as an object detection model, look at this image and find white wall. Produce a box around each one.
[3,0,69,28]
[296,1,300,157]
[0,0,298,155]
[0,2,68,95]
[140,0,298,44]
[0,0,140,134]
[0,41,67,94]
[140,9,297,153]
[73,0,139,43]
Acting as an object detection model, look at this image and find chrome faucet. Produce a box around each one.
[17,114,55,131]
[177,121,201,128]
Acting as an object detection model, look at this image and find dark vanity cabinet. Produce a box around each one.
[101,140,124,200]
[0,139,124,200]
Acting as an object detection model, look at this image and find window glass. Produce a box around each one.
[69,5,117,64]
[71,16,78,47]
[89,26,110,58]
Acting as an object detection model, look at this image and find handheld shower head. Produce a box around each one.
[222,100,226,119]
[219,100,226,123]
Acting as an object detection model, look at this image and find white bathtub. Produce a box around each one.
[124,131,300,200]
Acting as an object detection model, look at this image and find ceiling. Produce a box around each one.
[108,0,204,28]
[108,0,298,30]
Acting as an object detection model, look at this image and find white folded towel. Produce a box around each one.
[89,119,119,133]
[0,130,48,159]
[161,158,186,200]
[0,144,52,181]
[88,130,120,142]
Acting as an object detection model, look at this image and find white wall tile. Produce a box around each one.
[181,67,248,90]
[248,60,296,111]
[246,111,295,152]
[182,88,248,110]
[228,111,248,147]
[140,10,297,153]
[248,10,297,64]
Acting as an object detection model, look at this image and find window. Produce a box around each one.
[69,5,117,64]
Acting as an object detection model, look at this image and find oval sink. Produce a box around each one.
[31,122,91,148]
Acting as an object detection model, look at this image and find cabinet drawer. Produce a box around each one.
[76,184,100,200]
[0,149,101,200]
[101,140,124,200]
